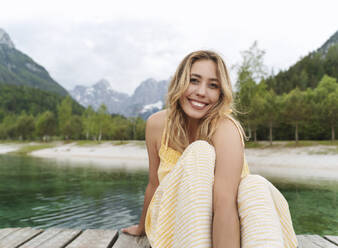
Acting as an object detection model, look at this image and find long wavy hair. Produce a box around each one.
[164,50,245,153]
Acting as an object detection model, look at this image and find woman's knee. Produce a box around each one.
[238,175,270,202]
[180,140,215,172]
[186,140,215,154]
[239,174,268,188]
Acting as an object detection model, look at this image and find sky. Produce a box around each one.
[1,0,337,94]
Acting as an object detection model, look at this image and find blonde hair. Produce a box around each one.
[164,50,246,153]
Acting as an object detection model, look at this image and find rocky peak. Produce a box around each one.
[0,28,15,49]
[94,79,111,89]
[317,30,338,55]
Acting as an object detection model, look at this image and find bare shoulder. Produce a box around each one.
[146,109,167,131]
[212,117,244,150]
[146,110,167,148]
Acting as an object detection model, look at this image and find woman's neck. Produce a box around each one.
[187,118,200,143]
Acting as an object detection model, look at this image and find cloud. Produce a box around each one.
[5,18,188,94]
[1,0,337,94]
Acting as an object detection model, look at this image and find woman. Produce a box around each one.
[122,50,297,248]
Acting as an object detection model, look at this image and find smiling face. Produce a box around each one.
[179,59,221,122]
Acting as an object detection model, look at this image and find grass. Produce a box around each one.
[285,140,338,147]
[245,140,338,149]
[9,143,56,156]
[245,141,286,149]
[111,140,131,146]
[75,140,102,146]
[75,140,146,147]
[306,147,338,155]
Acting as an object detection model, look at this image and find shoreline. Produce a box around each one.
[1,141,338,184]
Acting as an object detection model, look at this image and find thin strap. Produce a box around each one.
[161,122,168,150]
[227,116,245,147]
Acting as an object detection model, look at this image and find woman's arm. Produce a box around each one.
[212,118,244,248]
[122,112,162,235]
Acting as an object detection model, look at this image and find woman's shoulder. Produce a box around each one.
[146,109,167,130]
[212,116,245,148]
[146,110,167,147]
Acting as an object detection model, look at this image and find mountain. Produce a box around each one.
[70,78,169,119]
[317,30,338,55]
[0,28,68,96]
[70,79,129,114]
[266,29,338,94]
[124,78,168,118]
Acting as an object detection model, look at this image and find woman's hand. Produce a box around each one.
[121,224,145,236]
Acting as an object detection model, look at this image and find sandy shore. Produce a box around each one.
[30,142,149,170]
[245,146,338,184]
[1,142,337,183]
[0,144,23,154]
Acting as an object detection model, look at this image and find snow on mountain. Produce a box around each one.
[69,79,129,114]
[140,101,163,113]
[69,78,169,119]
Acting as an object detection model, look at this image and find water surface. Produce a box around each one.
[0,154,336,235]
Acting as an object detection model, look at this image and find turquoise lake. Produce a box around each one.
[0,154,337,235]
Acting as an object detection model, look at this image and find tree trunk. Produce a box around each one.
[269,121,273,146]
[248,125,252,140]
[332,125,335,142]
[98,129,102,143]
[295,122,299,145]
[254,130,257,142]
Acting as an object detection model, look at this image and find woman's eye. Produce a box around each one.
[209,83,219,89]
[190,78,199,84]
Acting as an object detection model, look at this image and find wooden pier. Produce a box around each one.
[0,227,337,247]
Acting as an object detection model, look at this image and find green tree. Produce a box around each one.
[235,41,267,140]
[324,89,338,141]
[111,115,130,140]
[314,75,338,141]
[236,79,256,139]
[82,106,96,140]
[282,88,310,144]
[262,89,282,145]
[235,41,267,87]
[0,114,16,139]
[71,115,84,140]
[248,82,266,142]
[35,111,56,141]
[57,96,73,139]
[129,117,146,140]
[324,43,338,79]
[16,112,35,140]
[95,104,111,142]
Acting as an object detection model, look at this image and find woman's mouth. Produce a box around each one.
[188,99,208,110]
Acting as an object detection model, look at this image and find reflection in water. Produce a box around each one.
[0,154,337,235]
[0,154,147,230]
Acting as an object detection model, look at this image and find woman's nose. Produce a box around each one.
[196,83,207,96]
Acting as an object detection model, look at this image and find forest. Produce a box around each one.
[0,42,337,143]
[235,42,338,143]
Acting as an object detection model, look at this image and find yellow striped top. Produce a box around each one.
[157,117,250,183]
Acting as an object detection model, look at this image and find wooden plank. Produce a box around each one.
[297,235,338,248]
[0,228,20,240]
[65,229,118,248]
[324,236,338,246]
[20,228,81,248]
[0,227,43,248]
[113,233,150,248]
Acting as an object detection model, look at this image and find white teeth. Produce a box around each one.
[191,100,206,107]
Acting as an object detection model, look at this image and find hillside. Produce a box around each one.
[0,28,68,96]
[0,84,83,118]
[266,30,338,94]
